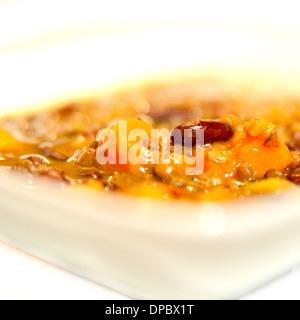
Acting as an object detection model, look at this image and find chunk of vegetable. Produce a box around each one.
[0,128,20,151]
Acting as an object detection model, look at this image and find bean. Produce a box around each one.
[154,164,175,182]
[76,148,96,167]
[20,154,49,166]
[287,173,300,184]
[80,170,102,180]
[265,169,287,179]
[13,158,68,183]
[40,143,68,161]
[36,166,68,182]
[236,163,259,182]
[88,141,100,149]
[287,167,300,184]
[291,167,300,174]
[171,120,233,146]
[13,159,35,173]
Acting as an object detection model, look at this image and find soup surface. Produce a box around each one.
[1,82,300,200]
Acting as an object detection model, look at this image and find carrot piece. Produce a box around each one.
[235,119,291,176]
[203,118,291,179]
[237,136,291,176]
[98,119,152,172]
[0,128,20,151]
